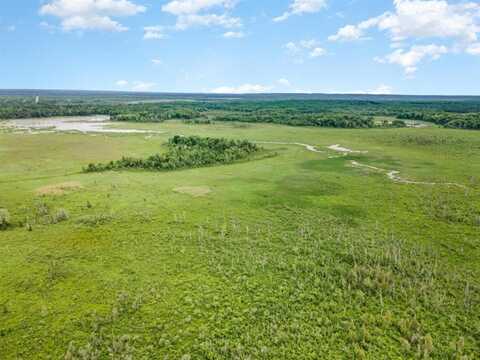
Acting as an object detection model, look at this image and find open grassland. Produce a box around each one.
[0,121,479,359]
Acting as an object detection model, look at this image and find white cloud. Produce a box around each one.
[466,42,480,55]
[223,31,244,38]
[328,17,381,42]
[368,84,394,95]
[284,39,325,61]
[329,0,480,74]
[132,81,157,92]
[350,84,394,95]
[375,44,448,76]
[151,58,163,65]
[310,47,326,57]
[330,1,480,43]
[115,80,156,91]
[277,78,291,87]
[161,0,241,31]
[211,84,273,94]
[162,0,237,16]
[274,0,327,22]
[144,26,166,39]
[175,13,241,30]
[40,0,145,32]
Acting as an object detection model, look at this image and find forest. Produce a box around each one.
[1,95,480,129]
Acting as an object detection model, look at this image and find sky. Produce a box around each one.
[0,0,479,95]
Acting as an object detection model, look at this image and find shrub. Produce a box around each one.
[391,119,407,128]
[0,209,11,230]
[52,209,69,224]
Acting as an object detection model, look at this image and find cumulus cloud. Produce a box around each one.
[368,84,394,95]
[162,0,237,15]
[223,31,244,38]
[350,84,394,95]
[161,0,241,30]
[284,39,326,62]
[175,13,241,30]
[151,58,163,65]
[211,84,273,94]
[115,80,156,91]
[131,81,156,91]
[328,17,381,42]
[274,0,327,22]
[329,0,480,75]
[329,0,480,43]
[375,44,448,76]
[143,26,166,39]
[277,78,291,87]
[310,47,326,57]
[40,0,145,32]
[466,42,480,55]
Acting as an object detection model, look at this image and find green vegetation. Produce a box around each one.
[397,112,480,129]
[84,136,261,172]
[3,94,480,129]
[1,95,480,358]
[0,209,10,230]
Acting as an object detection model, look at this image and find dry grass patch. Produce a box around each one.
[35,181,83,196]
[173,186,212,197]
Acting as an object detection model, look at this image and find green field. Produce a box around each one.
[1,120,479,359]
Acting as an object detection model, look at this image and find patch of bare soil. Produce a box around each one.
[35,181,83,196]
[173,186,212,197]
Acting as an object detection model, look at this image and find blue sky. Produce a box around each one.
[0,0,479,94]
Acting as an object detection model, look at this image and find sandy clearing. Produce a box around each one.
[4,116,165,134]
[35,181,83,196]
[174,186,212,197]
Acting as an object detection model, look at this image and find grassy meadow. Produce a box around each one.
[0,120,479,359]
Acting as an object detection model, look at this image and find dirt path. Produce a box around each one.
[258,141,467,188]
[328,144,368,154]
[255,141,324,153]
[350,160,467,189]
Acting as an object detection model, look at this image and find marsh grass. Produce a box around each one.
[1,124,480,359]
[174,215,480,358]
[64,292,145,360]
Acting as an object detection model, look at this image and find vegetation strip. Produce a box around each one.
[83,136,262,172]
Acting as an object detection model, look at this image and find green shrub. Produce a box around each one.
[76,213,113,227]
[52,209,69,224]
[0,209,11,230]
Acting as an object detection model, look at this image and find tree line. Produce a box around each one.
[396,112,480,129]
[2,96,480,130]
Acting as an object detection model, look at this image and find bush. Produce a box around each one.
[391,120,407,128]
[0,209,11,230]
[52,209,69,224]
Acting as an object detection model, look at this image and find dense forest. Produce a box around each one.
[84,136,261,172]
[1,95,480,129]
